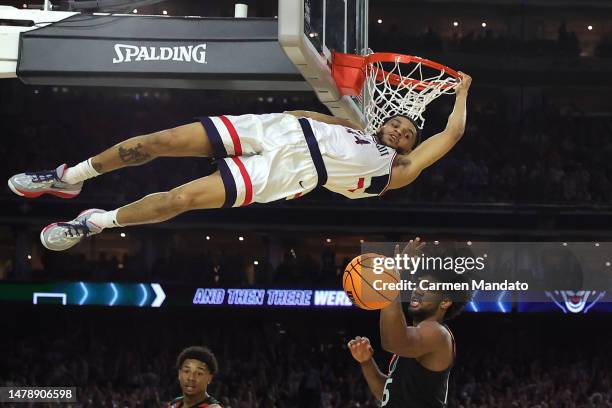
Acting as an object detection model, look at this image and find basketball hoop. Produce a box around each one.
[332,51,461,134]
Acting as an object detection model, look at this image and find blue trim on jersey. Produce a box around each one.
[217,160,237,207]
[365,174,391,195]
[198,116,227,158]
[298,118,328,187]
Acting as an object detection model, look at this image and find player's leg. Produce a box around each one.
[40,171,226,251]
[7,121,215,198]
[8,113,290,199]
[88,122,214,174]
[114,171,226,225]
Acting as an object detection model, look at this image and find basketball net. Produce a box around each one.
[332,51,460,135]
[359,53,459,135]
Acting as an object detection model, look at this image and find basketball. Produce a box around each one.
[343,253,400,310]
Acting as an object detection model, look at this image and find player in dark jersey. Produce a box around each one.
[168,346,223,408]
[348,238,474,407]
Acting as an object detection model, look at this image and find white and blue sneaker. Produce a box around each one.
[8,164,82,198]
[40,208,105,251]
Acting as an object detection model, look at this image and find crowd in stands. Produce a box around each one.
[403,100,612,205]
[1,309,610,407]
[452,338,611,408]
[7,236,346,286]
[371,21,610,58]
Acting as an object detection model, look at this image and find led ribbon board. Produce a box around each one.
[0,282,165,307]
[192,288,353,307]
[0,282,609,312]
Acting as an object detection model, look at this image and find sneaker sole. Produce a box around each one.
[40,208,104,251]
[8,179,81,199]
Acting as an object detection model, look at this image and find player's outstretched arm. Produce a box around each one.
[284,110,363,131]
[380,299,447,358]
[380,239,446,358]
[348,336,387,401]
[390,73,471,188]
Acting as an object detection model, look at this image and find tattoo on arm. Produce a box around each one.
[118,143,151,165]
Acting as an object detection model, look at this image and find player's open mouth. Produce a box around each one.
[410,295,422,307]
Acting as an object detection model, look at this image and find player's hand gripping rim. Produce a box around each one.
[455,72,472,94]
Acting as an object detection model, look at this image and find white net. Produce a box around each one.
[359,54,460,135]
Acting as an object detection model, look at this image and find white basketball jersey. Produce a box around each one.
[307,119,397,199]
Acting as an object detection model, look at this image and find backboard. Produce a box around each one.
[302,0,368,62]
[2,5,310,91]
[279,0,368,126]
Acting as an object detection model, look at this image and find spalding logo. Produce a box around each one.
[112,44,207,64]
[545,290,606,313]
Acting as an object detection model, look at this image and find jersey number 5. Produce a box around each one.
[381,378,393,406]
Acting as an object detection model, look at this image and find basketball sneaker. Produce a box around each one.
[8,164,83,198]
[40,208,105,251]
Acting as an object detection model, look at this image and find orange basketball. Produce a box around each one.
[342,253,400,310]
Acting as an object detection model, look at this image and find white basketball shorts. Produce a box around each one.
[198,113,328,206]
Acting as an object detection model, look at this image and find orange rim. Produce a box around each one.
[333,51,460,92]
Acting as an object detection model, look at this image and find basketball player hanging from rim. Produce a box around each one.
[348,238,474,407]
[8,69,471,251]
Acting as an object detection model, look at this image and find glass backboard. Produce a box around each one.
[279,0,368,126]
[304,0,368,61]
